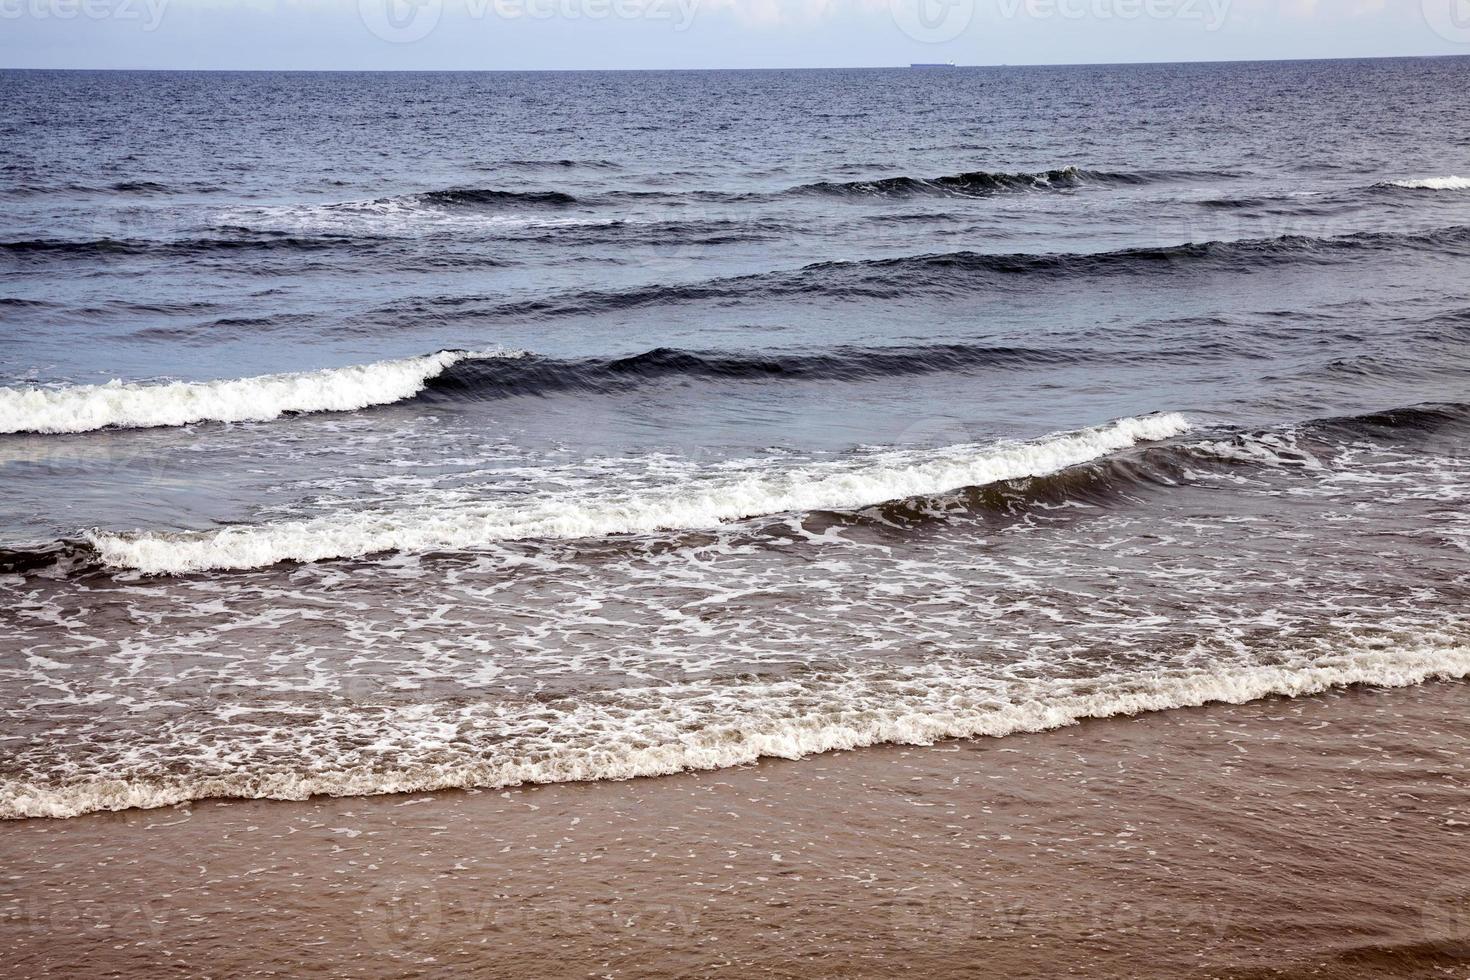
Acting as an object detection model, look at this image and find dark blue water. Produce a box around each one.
[2,59,1470,819]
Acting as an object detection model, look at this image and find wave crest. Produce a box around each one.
[423,342,1087,401]
[1378,176,1470,191]
[413,188,579,208]
[791,165,1142,198]
[0,350,520,435]
[85,413,1192,574]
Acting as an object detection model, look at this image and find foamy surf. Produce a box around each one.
[0,349,519,435]
[216,194,603,236]
[1379,176,1470,191]
[4,639,1466,820]
[86,412,1192,574]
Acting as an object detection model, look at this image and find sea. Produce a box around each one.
[2,58,1469,820]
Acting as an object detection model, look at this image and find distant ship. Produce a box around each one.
[909,62,956,68]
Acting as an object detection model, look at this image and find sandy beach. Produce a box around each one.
[4,680,1468,979]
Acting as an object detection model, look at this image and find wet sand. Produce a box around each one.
[3,680,1469,979]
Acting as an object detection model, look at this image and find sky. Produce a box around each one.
[1,0,1469,69]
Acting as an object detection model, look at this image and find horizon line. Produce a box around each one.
[3,51,1467,72]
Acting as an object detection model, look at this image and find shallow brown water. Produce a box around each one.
[3,680,1469,979]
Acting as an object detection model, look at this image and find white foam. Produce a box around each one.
[88,413,1192,574]
[0,350,515,435]
[1381,176,1470,191]
[4,639,1466,820]
[218,198,615,235]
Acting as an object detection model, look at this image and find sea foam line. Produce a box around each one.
[87,412,1193,574]
[3,640,1466,820]
[0,350,517,435]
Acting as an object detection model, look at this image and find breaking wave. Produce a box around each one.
[0,349,521,435]
[83,413,1192,574]
[1377,176,1470,191]
[4,639,1466,820]
[9,400,1465,578]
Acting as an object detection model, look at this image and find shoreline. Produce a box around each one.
[8,640,1468,822]
[4,679,1469,977]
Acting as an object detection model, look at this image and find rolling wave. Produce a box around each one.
[492,158,622,170]
[420,343,1090,400]
[465,225,1470,320]
[509,216,794,247]
[200,164,1183,237]
[0,349,521,435]
[397,166,1163,208]
[83,413,1192,574]
[11,163,1234,246]
[1305,401,1470,442]
[819,403,1459,533]
[0,234,377,259]
[0,178,225,198]
[788,165,1155,198]
[1206,177,1470,210]
[413,188,580,208]
[848,439,1209,528]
